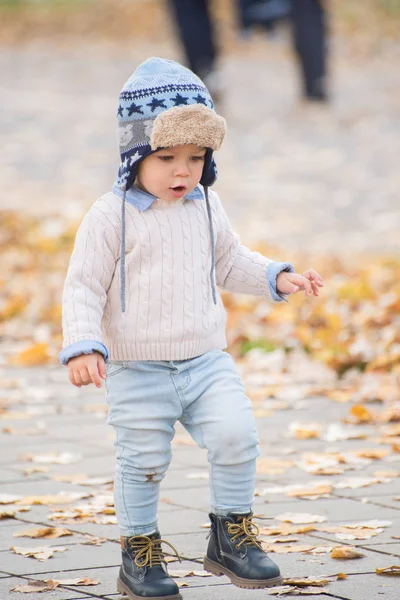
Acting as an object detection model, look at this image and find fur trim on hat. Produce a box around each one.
[150,104,226,151]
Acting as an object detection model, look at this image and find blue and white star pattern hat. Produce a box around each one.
[116,57,226,191]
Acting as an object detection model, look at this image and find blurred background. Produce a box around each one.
[1,0,400,371]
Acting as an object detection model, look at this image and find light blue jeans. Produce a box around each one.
[105,349,259,536]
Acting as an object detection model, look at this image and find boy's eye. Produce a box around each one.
[191,155,206,162]
[158,156,173,162]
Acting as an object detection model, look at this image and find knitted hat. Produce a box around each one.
[116,57,226,191]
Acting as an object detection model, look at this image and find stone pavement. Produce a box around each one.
[0,364,399,599]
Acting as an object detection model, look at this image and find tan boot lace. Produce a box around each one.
[226,516,264,551]
[128,535,181,568]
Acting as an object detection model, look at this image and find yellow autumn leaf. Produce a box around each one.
[12,343,50,366]
[348,404,374,423]
[330,546,365,559]
[376,565,400,575]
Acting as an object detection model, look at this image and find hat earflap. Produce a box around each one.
[200,148,218,187]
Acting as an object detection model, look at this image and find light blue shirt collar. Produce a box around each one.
[112,181,205,211]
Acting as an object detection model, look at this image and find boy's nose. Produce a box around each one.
[173,162,190,177]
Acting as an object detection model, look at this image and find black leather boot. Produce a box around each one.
[204,512,283,589]
[117,531,182,599]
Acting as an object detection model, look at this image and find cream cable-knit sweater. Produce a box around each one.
[62,190,277,362]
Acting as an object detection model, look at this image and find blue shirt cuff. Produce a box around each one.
[58,341,109,366]
[266,262,295,302]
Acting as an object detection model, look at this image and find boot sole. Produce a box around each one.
[203,557,283,589]
[117,577,182,600]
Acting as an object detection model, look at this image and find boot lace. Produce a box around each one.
[226,516,264,551]
[128,535,181,568]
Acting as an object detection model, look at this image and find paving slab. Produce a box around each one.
[253,496,400,524]
[322,571,399,600]
[0,575,92,599]
[1,441,108,469]
[358,542,400,558]
[0,540,119,576]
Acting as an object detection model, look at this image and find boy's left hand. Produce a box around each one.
[277,269,323,297]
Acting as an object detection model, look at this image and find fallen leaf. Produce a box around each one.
[82,535,107,546]
[263,544,316,554]
[12,343,50,366]
[0,509,16,519]
[275,513,327,524]
[355,448,391,459]
[330,546,365,559]
[17,492,90,505]
[0,494,21,504]
[287,484,333,499]
[20,452,82,465]
[347,405,374,423]
[260,524,316,536]
[46,577,99,586]
[268,585,328,595]
[10,580,58,593]
[289,422,322,439]
[168,570,212,578]
[13,527,73,539]
[375,565,400,575]
[283,577,328,587]
[11,545,68,561]
[23,467,49,475]
[256,458,294,474]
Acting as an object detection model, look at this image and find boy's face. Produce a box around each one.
[136,144,207,202]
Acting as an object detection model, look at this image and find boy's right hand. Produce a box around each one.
[67,352,106,389]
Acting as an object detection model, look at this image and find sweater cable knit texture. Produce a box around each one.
[61,189,279,362]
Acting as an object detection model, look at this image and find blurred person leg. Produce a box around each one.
[291,0,328,101]
[168,0,220,97]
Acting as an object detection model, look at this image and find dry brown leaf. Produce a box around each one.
[46,577,99,586]
[283,577,328,587]
[176,581,189,588]
[0,494,21,504]
[12,343,50,366]
[355,448,391,459]
[380,407,400,423]
[374,470,399,478]
[260,524,316,536]
[0,509,16,519]
[20,452,82,465]
[347,405,375,423]
[330,546,365,559]
[256,458,294,474]
[263,543,316,554]
[375,565,400,575]
[82,535,107,546]
[164,556,180,563]
[268,586,328,595]
[336,572,348,579]
[275,513,327,524]
[11,545,68,561]
[10,580,58,593]
[23,467,49,475]
[287,484,332,499]
[289,422,322,439]
[168,569,212,578]
[13,527,73,539]
[18,493,90,505]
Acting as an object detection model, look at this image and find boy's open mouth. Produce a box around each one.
[170,185,186,197]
